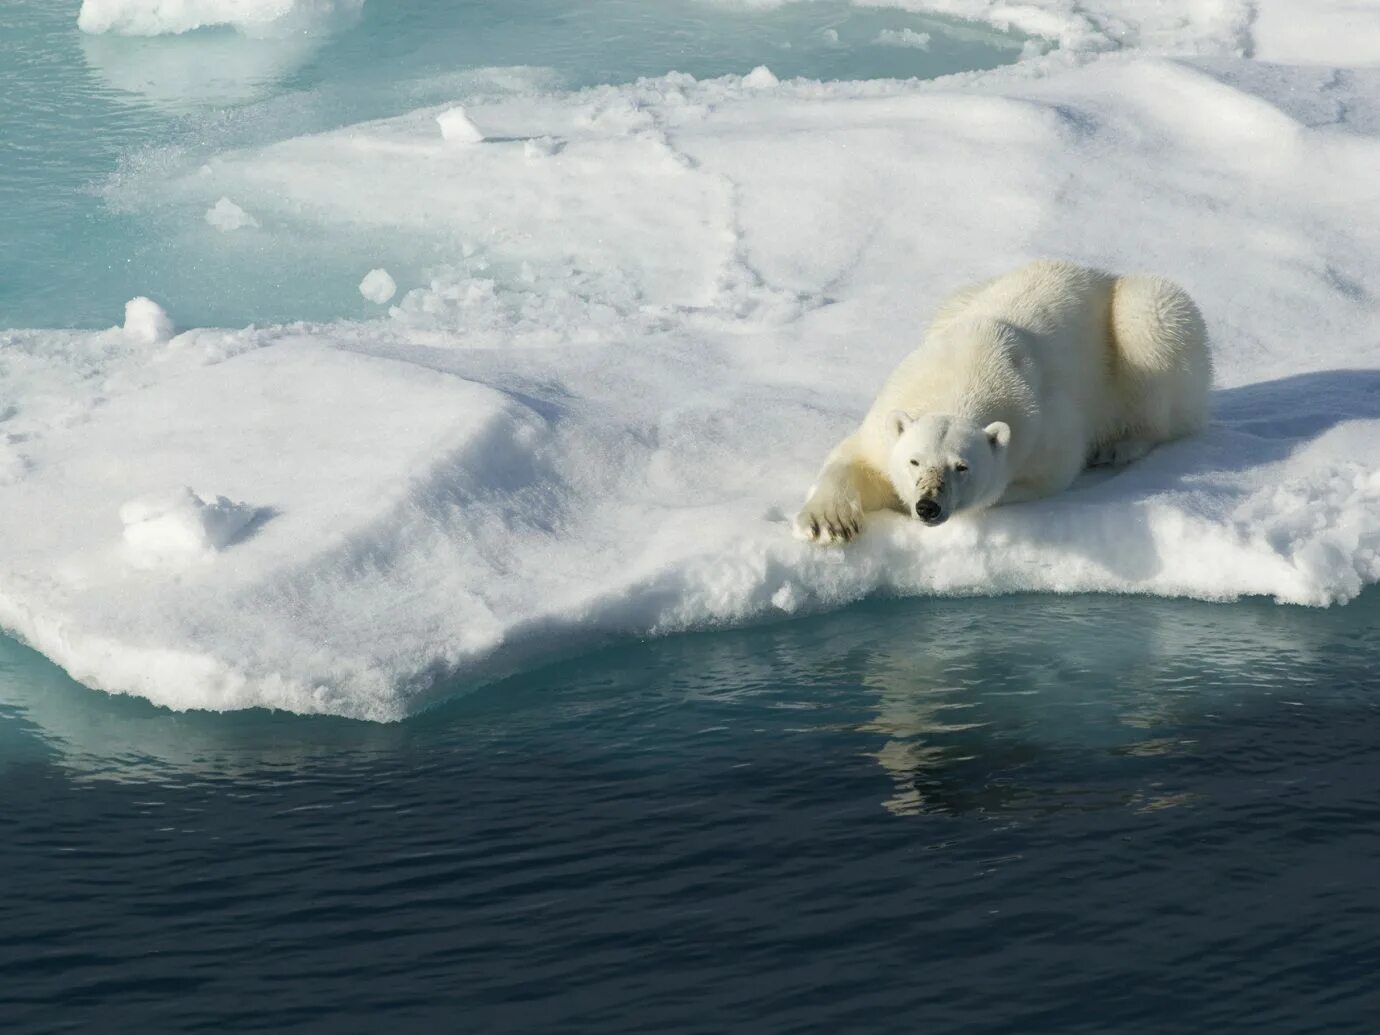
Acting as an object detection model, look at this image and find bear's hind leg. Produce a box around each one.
[1108,274,1212,445]
[1087,436,1152,468]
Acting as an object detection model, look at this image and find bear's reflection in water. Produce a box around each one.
[848,593,1341,817]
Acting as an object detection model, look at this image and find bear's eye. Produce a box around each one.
[954,463,968,473]
[909,459,919,467]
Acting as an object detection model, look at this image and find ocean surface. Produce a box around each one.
[4,591,1380,1031]
[4,3,1380,1032]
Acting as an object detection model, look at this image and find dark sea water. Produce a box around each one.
[3,591,1379,1033]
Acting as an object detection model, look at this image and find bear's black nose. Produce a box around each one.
[915,499,941,522]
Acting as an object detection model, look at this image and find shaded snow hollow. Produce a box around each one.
[7,3,1380,719]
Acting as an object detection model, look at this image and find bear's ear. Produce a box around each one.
[984,421,1011,449]
[889,410,915,439]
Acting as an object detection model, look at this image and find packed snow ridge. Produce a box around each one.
[6,1,1380,719]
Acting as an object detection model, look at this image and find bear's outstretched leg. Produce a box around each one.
[794,434,895,544]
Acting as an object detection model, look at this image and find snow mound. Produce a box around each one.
[358,269,397,304]
[5,24,1380,718]
[121,487,260,569]
[77,0,365,37]
[436,106,485,144]
[122,297,174,343]
[205,197,259,232]
[742,65,780,88]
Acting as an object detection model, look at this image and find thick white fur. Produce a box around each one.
[794,259,1212,543]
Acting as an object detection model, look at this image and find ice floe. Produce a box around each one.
[4,2,1380,718]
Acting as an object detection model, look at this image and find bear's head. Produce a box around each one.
[886,412,1011,526]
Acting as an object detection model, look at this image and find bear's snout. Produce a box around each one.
[915,498,943,524]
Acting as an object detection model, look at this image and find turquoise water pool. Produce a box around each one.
[0,0,1027,330]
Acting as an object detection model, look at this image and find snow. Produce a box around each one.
[5,2,1380,719]
[205,197,259,232]
[121,487,261,569]
[436,106,485,144]
[122,297,174,343]
[1252,1,1380,66]
[77,0,365,37]
[742,65,781,88]
[358,269,397,304]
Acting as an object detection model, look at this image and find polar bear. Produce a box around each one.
[794,260,1211,543]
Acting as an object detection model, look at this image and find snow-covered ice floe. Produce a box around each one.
[5,2,1380,719]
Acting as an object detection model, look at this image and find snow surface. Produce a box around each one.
[6,2,1380,719]
[78,0,365,38]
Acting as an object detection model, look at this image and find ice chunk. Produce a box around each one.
[875,29,931,50]
[122,297,174,344]
[121,488,259,569]
[77,0,366,38]
[205,197,260,232]
[436,105,484,144]
[742,65,779,88]
[358,268,397,304]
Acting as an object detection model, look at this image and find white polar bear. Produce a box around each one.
[794,259,1211,543]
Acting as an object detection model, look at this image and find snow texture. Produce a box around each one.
[358,269,397,304]
[77,0,365,37]
[7,1,1380,719]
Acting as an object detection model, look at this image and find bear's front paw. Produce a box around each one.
[793,495,863,545]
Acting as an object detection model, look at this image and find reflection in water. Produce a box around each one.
[852,595,1334,817]
[79,30,326,111]
[0,590,1370,816]
[0,636,402,783]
